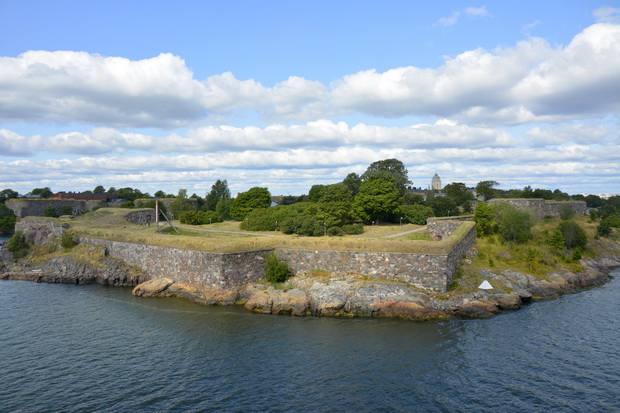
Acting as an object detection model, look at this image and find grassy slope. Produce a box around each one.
[451,215,614,294]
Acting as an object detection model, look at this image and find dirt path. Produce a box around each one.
[382,226,427,238]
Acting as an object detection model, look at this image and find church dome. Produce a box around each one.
[431,173,442,190]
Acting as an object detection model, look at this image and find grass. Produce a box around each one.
[45,208,465,254]
[452,215,601,294]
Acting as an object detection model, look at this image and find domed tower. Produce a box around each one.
[431,173,442,191]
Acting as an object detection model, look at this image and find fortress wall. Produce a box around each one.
[79,238,268,289]
[6,199,107,218]
[487,199,587,219]
[16,219,476,292]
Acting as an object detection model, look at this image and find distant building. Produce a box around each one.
[431,173,442,191]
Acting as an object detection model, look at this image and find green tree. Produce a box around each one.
[31,187,53,198]
[231,187,272,220]
[93,185,106,194]
[315,184,354,228]
[154,190,167,198]
[265,252,293,283]
[398,204,434,225]
[443,182,474,208]
[597,220,612,237]
[7,231,29,259]
[361,158,410,195]
[0,189,19,203]
[475,181,499,201]
[584,194,604,208]
[558,221,587,250]
[169,189,195,219]
[60,205,74,216]
[429,196,458,217]
[308,184,326,202]
[353,177,401,223]
[342,173,362,196]
[107,187,117,194]
[0,204,16,234]
[547,229,565,250]
[473,202,494,236]
[206,179,231,211]
[493,203,534,243]
[117,187,146,201]
[216,198,233,220]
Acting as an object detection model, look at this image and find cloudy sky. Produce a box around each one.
[0,1,618,197]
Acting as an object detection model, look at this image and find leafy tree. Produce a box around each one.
[493,202,534,243]
[597,220,612,237]
[0,189,19,203]
[558,221,587,250]
[475,181,499,201]
[44,206,58,217]
[553,189,570,201]
[154,190,167,198]
[403,192,424,205]
[443,182,474,208]
[473,202,494,236]
[7,231,29,259]
[231,187,272,220]
[532,188,553,200]
[206,179,231,211]
[308,184,326,203]
[398,204,434,225]
[93,185,106,194]
[584,194,604,208]
[31,187,53,198]
[169,189,195,218]
[0,204,16,234]
[429,196,458,217]
[601,204,618,219]
[588,209,600,221]
[117,187,146,201]
[353,177,402,223]
[342,173,362,196]
[522,185,534,198]
[60,230,79,249]
[107,187,117,194]
[361,158,410,195]
[216,198,233,220]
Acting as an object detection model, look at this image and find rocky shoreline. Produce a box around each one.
[132,254,617,320]
[2,240,619,320]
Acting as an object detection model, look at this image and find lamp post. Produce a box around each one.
[324,222,327,236]
[400,216,403,227]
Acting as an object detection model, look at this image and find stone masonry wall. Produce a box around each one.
[124,210,157,226]
[488,199,587,219]
[16,218,476,292]
[7,199,107,218]
[427,216,473,240]
[79,237,268,289]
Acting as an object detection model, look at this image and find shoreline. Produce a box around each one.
[2,240,618,320]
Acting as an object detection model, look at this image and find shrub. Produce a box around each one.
[558,221,588,250]
[60,206,74,216]
[493,203,534,243]
[44,206,58,217]
[119,201,135,208]
[7,231,29,259]
[327,226,345,236]
[342,223,365,235]
[597,220,612,237]
[0,215,16,235]
[60,230,79,249]
[265,252,293,283]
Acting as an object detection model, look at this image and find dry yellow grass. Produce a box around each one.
[47,208,468,254]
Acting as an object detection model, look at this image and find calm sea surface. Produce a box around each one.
[0,262,618,412]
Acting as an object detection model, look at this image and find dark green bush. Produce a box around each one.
[558,204,575,220]
[558,221,588,250]
[119,201,135,208]
[60,230,79,249]
[597,220,612,237]
[265,252,293,283]
[342,223,364,235]
[327,226,344,236]
[60,206,74,216]
[180,210,223,225]
[7,231,29,259]
[44,206,58,217]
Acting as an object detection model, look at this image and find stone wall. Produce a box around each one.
[488,198,587,219]
[78,238,268,289]
[7,199,107,218]
[16,218,477,292]
[427,216,473,240]
[277,221,476,291]
[124,210,157,226]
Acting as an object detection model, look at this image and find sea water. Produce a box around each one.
[0,266,618,412]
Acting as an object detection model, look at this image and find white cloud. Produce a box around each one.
[436,11,461,27]
[0,129,34,156]
[465,7,491,17]
[593,6,620,23]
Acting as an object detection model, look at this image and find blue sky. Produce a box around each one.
[0,1,618,197]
